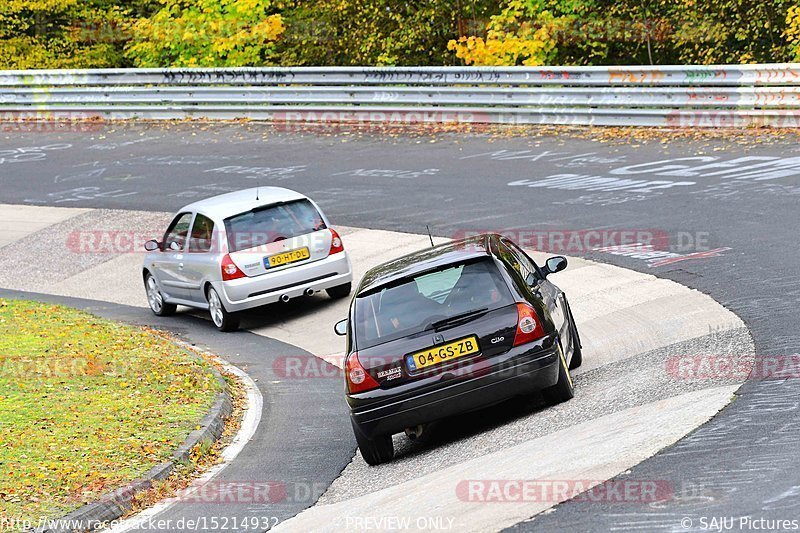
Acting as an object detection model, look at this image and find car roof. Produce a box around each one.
[358,234,500,294]
[181,187,308,220]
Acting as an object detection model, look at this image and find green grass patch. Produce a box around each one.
[0,299,221,521]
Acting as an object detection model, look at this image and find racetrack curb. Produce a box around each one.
[25,326,234,533]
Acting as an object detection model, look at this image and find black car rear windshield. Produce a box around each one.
[354,258,514,349]
[224,199,326,253]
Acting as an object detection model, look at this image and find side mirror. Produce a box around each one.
[334,319,348,336]
[168,241,182,252]
[144,239,160,252]
[544,256,568,276]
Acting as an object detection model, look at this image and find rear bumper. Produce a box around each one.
[215,251,352,312]
[349,341,560,439]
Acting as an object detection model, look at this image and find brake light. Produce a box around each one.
[221,254,246,281]
[513,303,545,347]
[345,352,380,394]
[329,228,345,255]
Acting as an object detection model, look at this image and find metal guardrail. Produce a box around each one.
[1,64,799,127]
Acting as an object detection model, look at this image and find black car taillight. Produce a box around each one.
[345,352,380,394]
[513,303,545,346]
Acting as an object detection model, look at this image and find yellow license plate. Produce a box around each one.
[406,336,480,372]
[266,247,310,268]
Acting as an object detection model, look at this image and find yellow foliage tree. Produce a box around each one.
[448,0,562,66]
[125,0,285,67]
[786,5,800,60]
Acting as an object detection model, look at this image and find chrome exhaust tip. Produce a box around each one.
[280,294,290,303]
[304,288,314,297]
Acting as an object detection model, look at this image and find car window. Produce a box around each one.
[224,199,327,253]
[188,214,215,253]
[500,239,539,285]
[163,212,193,251]
[354,259,514,349]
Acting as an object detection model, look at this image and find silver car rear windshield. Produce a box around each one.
[224,199,326,253]
[354,258,514,349]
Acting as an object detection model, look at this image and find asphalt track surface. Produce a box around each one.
[2,123,799,530]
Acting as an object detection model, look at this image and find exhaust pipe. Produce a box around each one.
[404,425,424,441]
[280,294,290,303]
[304,288,314,297]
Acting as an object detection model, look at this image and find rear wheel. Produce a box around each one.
[207,286,240,332]
[542,341,575,405]
[326,282,352,300]
[145,273,176,317]
[352,420,394,466]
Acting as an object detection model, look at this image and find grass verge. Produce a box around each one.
[0,299,221,521]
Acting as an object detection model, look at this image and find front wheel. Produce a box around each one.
[207,286,240,332]
[542,342,575,405]
[326,282,352,300]
[145,273,176,317]
[352,420,394,466]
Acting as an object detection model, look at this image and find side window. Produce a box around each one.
[500,240,538,285]
[163,212,193,251]
[189,214,215,253]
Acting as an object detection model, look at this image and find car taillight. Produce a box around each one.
[345,352,380,394]
[221,254,246,281]
[329,228,344,255]
[513,303,545,347]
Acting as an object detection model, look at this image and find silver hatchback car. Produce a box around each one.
[142,187,353,331]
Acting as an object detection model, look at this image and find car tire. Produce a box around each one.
[144,273,177,317]
[542,341,575,405]
[564,297,582,370]
[352,420,394,466]
[326,282,352,300]
[206,286,240,332]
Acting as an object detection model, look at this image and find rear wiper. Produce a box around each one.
[430,308,489,331]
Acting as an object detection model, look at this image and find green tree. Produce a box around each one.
[124,0,285,67]
[275,0,501,66]
[450,0,797,66]
[0,0,149,69]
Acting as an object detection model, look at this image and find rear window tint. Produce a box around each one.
[224,199,326,253]
[354,258,513,349]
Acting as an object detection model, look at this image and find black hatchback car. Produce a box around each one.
[333,233,582,465]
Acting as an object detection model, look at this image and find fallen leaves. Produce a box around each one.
[0,298,221,522]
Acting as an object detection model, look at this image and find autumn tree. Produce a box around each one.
[788,4,800,60]
[449,0,797,66]
[0,0,152,69]
[274,0,500,66]
[124,0,285,67]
